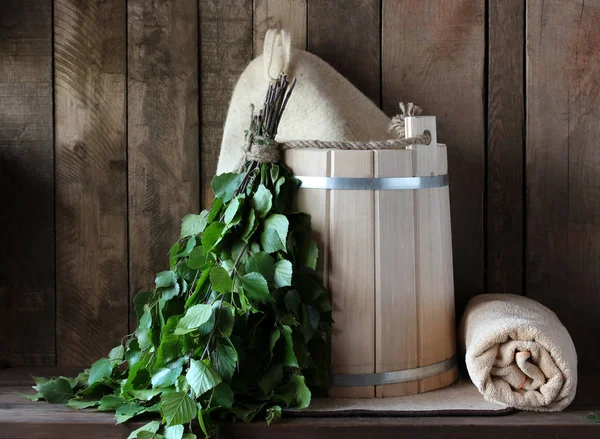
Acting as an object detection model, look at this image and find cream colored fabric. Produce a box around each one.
[217,32,392,174]
[459,294,577,412]
[289,378,511,416]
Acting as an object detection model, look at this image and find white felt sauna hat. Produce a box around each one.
[216,29,392,173]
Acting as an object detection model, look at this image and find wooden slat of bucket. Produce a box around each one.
[436,143,459,387]
[329,150,375,398]
[374,150,418,397]
[283,149,330,284]
[407,117,457,392]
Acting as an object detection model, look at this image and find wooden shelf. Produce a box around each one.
[1,368,599,439]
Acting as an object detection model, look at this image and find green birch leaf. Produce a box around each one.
[258,363,283,395]
[281,325,298,368]
[209,266,232,293]
[284,290,301,317]
[275,176,285,196]
[133,291,152,321]
[269,329,280,360]
[241,208,258,242]
[260,230,283,255]
[165,425,185,439]
[129,388,163,401]
[266,405,282,425]
[124,362,151,392]
[156,334,183,364]
[139,307,152,329]
[196,310,216,337]
[151,366,183,388]
[185,268,211,306]
[186,359,222,397]
[212,382,234,409]
[586,413,600,423]
[160,392,197,426]
[170,241,181,268]
[115,401,145,423]
[250,184,272,217]
[98,395,127,411]
[211,172,246,202]
[260,214,289,253]
[188,247,209,270]
[159,283,180,302]
[31,376,50,390]
[207,198,224,223]
[239,272,272,303]
[244,252,275,281]
[293,375,312,409]
[174,304,213,335]
[201,222,226,252]
[156,271,177,288]
[136,314,153,350]
[224,195,244,225]
[175,236,196,258]
[301,304,320,342]
[181,212,209,238]
[270,164,280,183]
[216,305,235,338]
[108,345,124,361]
[280,374,311,409]
[87,358,114,386]
[66,398,99,409]
[182,434,197,439]
[127,421,161,439]
[21,392,41,401]
[303,240,318,269]
[197,408,210,438]
[273,259,292,288]
[213,343,237,381]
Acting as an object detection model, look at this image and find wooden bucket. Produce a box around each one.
[284,116,457,397]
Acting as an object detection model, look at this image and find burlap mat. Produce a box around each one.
[288,377,515,417]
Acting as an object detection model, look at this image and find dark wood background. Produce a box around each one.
[0,0,598,380]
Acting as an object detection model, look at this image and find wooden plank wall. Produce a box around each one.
[0,0,599,379]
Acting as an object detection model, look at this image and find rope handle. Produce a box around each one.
[263,29,292,82]
[281,102,431,151]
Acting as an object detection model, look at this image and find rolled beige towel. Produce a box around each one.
[459,294,577,412]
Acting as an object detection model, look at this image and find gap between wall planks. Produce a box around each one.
[526,0,600,376]
[54,0,128,365]
[0,0,55,366]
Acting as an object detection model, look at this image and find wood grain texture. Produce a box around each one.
[526,0,600,375]
[253,0,307,55]
[374,150,417,396]
[487,0,524,294]
[128,0,199,327]
[408,117,457,393]
[1,370,599,438]
[54,0,128,366]
[307,0,381,105]
[382,0,486,317]
[199,0,252,207]
[0,0,55,366]
[329,150,375,398]
[283,150,330,284]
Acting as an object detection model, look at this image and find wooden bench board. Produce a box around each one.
[1,368,599,438]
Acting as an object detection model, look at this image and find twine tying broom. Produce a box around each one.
[239,74,431,168]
